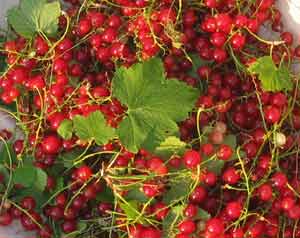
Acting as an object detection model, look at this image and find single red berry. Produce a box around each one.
[189,186,207,203]
[178,219,196,235]
[21,196,36,210]
[264,105,281,124]
[205,218,224,236]
[42,134,62,154]
[222,167,240,185]
[183,150,202,169]
[76,165,92,182]
[184,203,198,218]
[225,201,242,219]
[257,183,273,201]
[217,144,233,160]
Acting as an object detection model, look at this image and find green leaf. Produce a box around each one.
[58,119,73,140]
[163,178,193,204]
[112,57,199,152]
[13,165,36,187]
[58,148,83,168]
[125,187,148,203]
[73,111,115,145]
[13,165,47,191]
[223,134,237,149]
[162,205,184,238]
[248,56,293,92]
[96,186,114,203]
[195,208,211,221]
[154,136,186,158]
[39,1,60,36]
[0,165,9,183]
[203,158,225,175]
[7,0,61,39]
[119,201,139,220]
[33,168,47,191]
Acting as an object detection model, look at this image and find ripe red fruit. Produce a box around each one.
[225,201,242,219]
[153,202,169,220]
[76,165,92,182]
[257,183,273,201]
[178,219,196,234]
[217,144,233,160]
[147,157,168,175]
[129,224,145,238]
[205,218,224,236]
[61,220,77,233]
[77,18,92,36]
[183,150,202,169]
[189,186,207,203]
[0,212,12,226]
[264,105,281,124]
[21,196,36,210]
[230,33,246,50]
[184,203,198,218]
[42,134,62,154]
[21,211,41,230]
[222,167,240,185]
[201,143,214,156]
[140,227,162,238]
[281,196,295,211]
[143,182,161,197]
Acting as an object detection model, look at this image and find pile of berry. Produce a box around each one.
[0,0,300,237]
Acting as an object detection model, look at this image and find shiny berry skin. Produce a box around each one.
[205,218,224,236]
[222,167,240,185]
[226,201,242,219]
[143,183,160,197]
[264,105,281,123]
[153,202,169,220]
[230,33,246,51]
[140,227,162,238]
[217,144,233,160]
[77,18,92,36]
[189,186,207,203]
[178,219,196,235]
[210,32,227,48]
[281,196,295,211]
[257,183,273,201]
[76,165,92,182]
[147,157,168,175]
[183,150,202,169]
[184,203,198,218]
[42,134,62,154]
[271,172,287,188]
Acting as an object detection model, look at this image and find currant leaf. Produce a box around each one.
[73,111,115,145]
[163,205,184,238]
[248,56,293,92]
[13,165,47,191]
[203,157,225,175]
[112,57,199,153]
[57,119,73,140]
[7,0,61,39]
[154,136,187,158]
[163,177,194,204]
